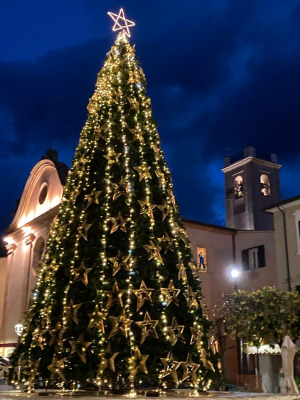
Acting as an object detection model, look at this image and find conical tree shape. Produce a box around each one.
[9,33,218,391]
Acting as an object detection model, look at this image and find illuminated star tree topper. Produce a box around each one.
[107,8,135,37]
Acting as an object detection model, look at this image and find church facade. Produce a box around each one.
[0,149,68,358]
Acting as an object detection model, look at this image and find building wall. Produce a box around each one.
[1,218,55,352]
[186,222,277,384]
[185,222,235,311]
[0,257,7,353]
[272,203,300,289]
[0,157,65,356]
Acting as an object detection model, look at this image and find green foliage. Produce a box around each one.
[8,33,219,390]
[218,286,300,348]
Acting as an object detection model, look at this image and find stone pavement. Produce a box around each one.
[0,389,300,400]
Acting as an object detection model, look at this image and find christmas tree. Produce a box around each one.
[9,10,218,393]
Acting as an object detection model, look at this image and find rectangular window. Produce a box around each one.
[241,245,266,271]
[197,247,207,272]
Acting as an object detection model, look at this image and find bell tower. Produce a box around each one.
[222,146,281,230]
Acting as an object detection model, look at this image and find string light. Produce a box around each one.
[8,23,216,393]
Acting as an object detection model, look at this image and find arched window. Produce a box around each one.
[260,174,270,197]
[234,176,243,199]
[32,237,45,273]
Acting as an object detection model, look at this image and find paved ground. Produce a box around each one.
[0,389,300,400]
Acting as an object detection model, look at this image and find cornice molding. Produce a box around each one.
[5,243,17,255]
[222,156,281,173]
[6,205,59,244]
[267,199,300,213]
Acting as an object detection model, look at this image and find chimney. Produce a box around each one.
[224,156,232,167]
[270,153,278,163]
[244,146,256,158]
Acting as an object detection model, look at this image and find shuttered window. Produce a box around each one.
[241,245,266,270]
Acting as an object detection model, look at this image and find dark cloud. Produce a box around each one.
[0,0,300,234]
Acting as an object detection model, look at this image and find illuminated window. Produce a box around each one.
[234,176,243,199]
[260,174,270,197]
[197,247,207,272]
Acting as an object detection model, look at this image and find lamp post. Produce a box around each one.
[229,268,246,375]
[230,268,240,291]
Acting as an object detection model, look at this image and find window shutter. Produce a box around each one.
[241,249,249,271]
[258,245,266,268]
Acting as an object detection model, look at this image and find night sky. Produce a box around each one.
[1,0,300,235]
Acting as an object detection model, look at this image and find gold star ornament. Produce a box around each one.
[109,212,130,233]
[160,352,180,386]
[69,334,92,364]
[184,286,199,309]
[181,354,200,386]
[129,347,149,381]
[166,317,185,346]
[65,300,82,324]
[108,252,131,276]
[72,262,93,287]
[190,326,203,348]
[139,200,156,219]
[200,348,215,372]
[106,281,125,309]
[97,344,119,375]
[50,323,68,347]
[112,179,128,200]
[157,203,170,221]
[136,312,159,344]
[177,262,187,282]
[77,220,93,241]
[161,280,180,306]
[158,233,175,253]
[103,148,122,164]
[132,280,154,311]
[134,165,152,182]
[144,241,164,264]
[107,8,135,37]
[85,188,101,209]
[88,305,107,333]
[48,356,67,381]
[108,311,133,339]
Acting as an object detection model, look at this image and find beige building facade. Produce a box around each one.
[185,219,277,384]
[0,149,68,357]
[266,195,300,290]
[0,257,7,339]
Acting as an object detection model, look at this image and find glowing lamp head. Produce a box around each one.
[14,321,24,336]
[230,269,241,279]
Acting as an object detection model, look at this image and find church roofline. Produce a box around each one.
[264,194,300,213]
[222,156,281,173]
[183,218,236,234]
[7,159,62,233]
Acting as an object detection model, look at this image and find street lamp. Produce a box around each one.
[230,269,241,290]
[14,321,24,336]
[230,269,240,279]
